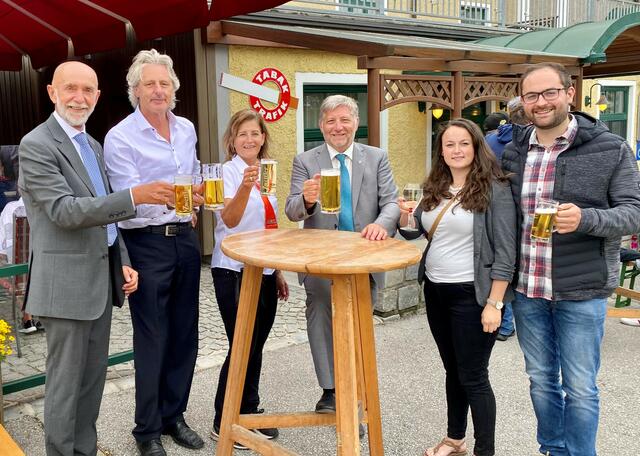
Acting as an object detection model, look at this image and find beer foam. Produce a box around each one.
[535,208,557,214]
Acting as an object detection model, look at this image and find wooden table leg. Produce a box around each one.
[216,265,264,456]
[355,273,384,456]
[331,275,360,456]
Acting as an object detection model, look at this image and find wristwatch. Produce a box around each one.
[486,298,504,310]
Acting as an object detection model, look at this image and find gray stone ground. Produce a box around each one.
[2,266,640,455]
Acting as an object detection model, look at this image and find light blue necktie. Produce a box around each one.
[335,153,354,232]
[73,133,118,246]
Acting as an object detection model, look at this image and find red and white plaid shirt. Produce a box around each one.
[517,116,578,300]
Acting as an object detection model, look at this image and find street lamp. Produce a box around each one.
[584,83,609,112]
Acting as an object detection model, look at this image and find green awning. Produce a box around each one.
[475,13,640,64]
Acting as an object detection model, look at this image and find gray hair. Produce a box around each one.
[319,95,359,122]
[507,96,528,125]
[126,49,180,110]
[506,96,522,111]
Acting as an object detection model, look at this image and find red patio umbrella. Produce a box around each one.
[0,0,288,71]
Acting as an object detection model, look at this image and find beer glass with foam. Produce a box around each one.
[174,174,193,217]
[531,198,558,241]
[320,168,340,214]
[259,159,277,196]
[202,163,224,211]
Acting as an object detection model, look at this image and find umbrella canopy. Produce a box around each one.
[0,0,288,71]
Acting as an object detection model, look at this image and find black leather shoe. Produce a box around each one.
[162,420,205,449]
[137,439,167,456]
[315,390,336,413]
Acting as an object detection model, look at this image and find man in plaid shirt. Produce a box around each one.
[502,63,640,456]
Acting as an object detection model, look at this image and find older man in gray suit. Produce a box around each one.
[18,61,174,456]
[286,94,399,415]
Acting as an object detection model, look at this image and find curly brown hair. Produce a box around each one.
[420,118,507,213]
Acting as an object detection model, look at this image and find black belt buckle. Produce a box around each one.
[165,225,178,237]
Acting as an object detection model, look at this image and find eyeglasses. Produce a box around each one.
[521,87,568,104]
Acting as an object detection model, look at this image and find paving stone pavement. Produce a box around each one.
[0,265,310,408]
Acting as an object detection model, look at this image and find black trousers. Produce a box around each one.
[122,228,201,442]
[212,267,278,426]
[424,278,497,456]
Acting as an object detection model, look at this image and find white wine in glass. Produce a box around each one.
[402,183,421,231]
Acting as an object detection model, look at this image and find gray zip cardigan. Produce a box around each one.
[400,180,517,307]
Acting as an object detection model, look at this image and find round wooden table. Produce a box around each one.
[217,228,422,456]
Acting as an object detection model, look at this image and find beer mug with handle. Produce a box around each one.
[320,168,340,214]
[531,198,558,241]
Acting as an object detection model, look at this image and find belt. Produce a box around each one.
[131,223,192,237]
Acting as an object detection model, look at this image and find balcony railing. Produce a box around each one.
[279,0,640,30]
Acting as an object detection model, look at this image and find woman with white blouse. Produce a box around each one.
[400,118,516,456]
[210,110,289,448]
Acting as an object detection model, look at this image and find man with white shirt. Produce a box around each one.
[104,50,203,456]
[18,61,174,456]
[285,95,399,419]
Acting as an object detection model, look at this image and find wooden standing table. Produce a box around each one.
[217,228,421,456]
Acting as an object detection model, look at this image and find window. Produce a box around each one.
[600,86,629,138]
[337,0,378,14]
[303,85,369,150]
[460,1,490,25]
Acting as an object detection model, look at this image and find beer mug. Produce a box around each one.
[202,163,224,211]
[320,168,340,214]
[259,159,277,196]
[174,174,193,217]
[531,198,559,241]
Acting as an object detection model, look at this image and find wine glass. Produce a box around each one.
[402,183,421,230]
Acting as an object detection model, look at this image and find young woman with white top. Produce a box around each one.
[399,118,516,456]
[210,109,289,447]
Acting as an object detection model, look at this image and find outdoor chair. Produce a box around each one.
[0,214,29,357]
[616,247,640,308]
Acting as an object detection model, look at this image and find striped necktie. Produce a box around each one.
[73,133,118,246]
[335,153,355,232]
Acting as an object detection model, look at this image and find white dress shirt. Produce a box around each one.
[327,143,354,182]
[104,107,200,229]
[211,155,277,275]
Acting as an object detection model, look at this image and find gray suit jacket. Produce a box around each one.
[285,142,400,285]
[18,114,137,320]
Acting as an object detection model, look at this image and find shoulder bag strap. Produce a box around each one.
[426,197,457,242]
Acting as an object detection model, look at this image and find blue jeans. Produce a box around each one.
[512,292,606,456]
[498,302,515,336]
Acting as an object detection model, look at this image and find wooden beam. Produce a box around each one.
[219,20,394,57]
[453,71,463,118]
[358,56,447,71]
[368,69,381,147]
[574,67,583,110]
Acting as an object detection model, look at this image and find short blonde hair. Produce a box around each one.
[222,110,271,162]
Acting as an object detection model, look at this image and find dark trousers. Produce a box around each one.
[122,228,201,442]
[212,267,278,426]
[424,279,497,456]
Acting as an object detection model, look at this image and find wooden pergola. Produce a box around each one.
[207,13,640,146]
[209,17,640,147]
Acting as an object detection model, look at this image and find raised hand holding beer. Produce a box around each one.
[302,174,321,209]
[555,202,581,233]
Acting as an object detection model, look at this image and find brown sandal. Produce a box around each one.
[423,437,467,456]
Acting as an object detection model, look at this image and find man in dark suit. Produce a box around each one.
[18,61,174,456]
[285,95,399,414]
